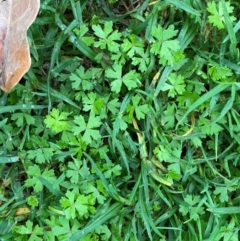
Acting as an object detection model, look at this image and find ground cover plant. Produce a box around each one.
[0,0,240,240]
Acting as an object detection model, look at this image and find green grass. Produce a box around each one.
[1,0,240,240]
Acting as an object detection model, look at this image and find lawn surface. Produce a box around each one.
[1,0,240,240]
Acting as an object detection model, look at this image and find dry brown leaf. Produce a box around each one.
[0,0,40,92]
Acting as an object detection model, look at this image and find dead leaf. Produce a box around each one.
[0,0,40,92]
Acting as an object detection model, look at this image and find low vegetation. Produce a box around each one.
[1,0,240,240]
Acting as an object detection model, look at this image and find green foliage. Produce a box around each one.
[73,24,95,46]
[60,191,96,219]
[11,112,35,127]
[44,108,70,133]
[126,95,149,120]
[92,21,122,52]
[13,221,43,241]
[208,63,233,82]
[72,113,101,144]
[48,217,81,240]
[150,25,183,66]
[207,1,236,29]
[1,0,240,241]
[179,194,205,221]
[105,64,141,93]
[216,218,238,241]
[25,165,56,192]
[162,73,186,97]
[27,195,39,207]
